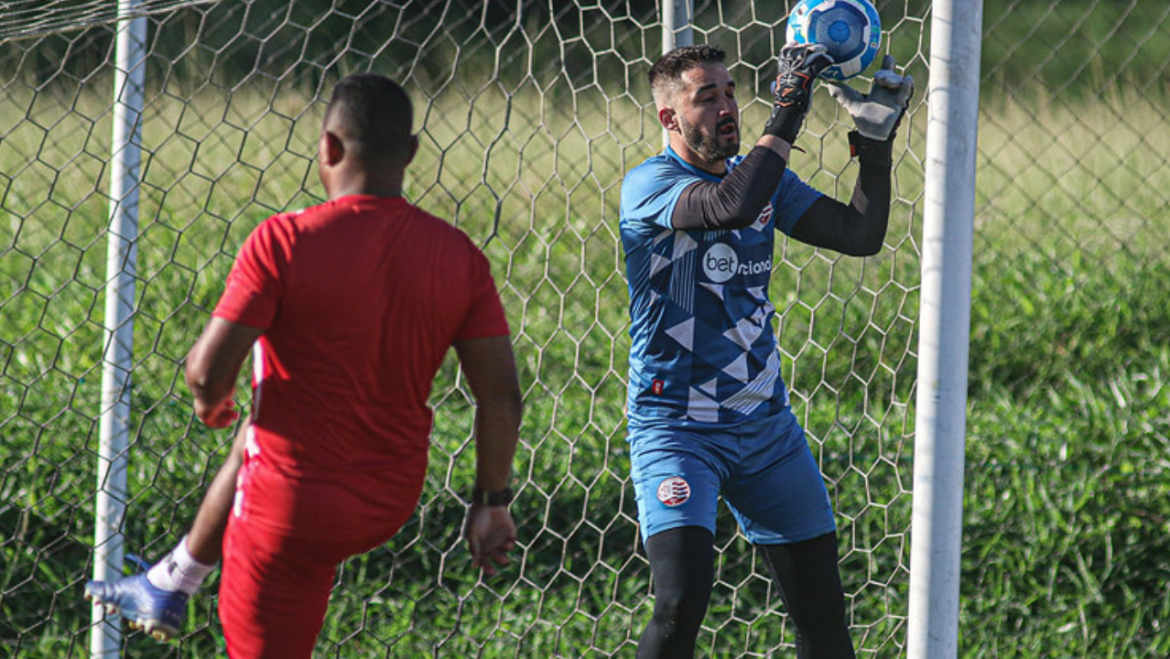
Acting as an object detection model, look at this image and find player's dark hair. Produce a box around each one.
[325,73,413,166]
[648,44,726,103]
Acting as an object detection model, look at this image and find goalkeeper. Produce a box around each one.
[618,43,913,658]
[85,73,523,658]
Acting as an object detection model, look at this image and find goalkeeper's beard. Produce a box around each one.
[679,115,739,164]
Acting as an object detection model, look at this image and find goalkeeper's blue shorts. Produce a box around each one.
[627,407,836,545]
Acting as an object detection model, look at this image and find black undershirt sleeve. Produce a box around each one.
[669,134,895,259]
[788,132,894,257]
[669,145,789,231]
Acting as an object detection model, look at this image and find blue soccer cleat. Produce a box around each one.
[85,572,188,641]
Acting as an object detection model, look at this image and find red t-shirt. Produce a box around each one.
[213,195,509,539]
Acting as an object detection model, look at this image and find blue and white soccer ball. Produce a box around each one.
[785,0,882,81]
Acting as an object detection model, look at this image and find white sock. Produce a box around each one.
[146,536,216,595]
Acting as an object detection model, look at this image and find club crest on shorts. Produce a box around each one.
[657,476,691,507]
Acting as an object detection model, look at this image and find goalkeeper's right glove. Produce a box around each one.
[762,42,834,145]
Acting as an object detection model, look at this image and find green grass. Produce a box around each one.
[4,38,1170,659]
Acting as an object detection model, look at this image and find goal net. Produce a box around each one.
[3,1,1166,658]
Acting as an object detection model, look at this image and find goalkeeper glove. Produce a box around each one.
[762,42,834,145]
[827,55,915,142]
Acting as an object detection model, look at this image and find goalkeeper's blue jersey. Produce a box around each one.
[619,146,822,425]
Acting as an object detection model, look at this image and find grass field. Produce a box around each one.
[3,66,1170,659]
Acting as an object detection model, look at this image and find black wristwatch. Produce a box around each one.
[471,486,514,507]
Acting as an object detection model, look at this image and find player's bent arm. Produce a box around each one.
[788,134,893,257]
[453,334,522,493]
[671,142,791,231]
[454,334,522,575]
[185,415,251,564]
[185,316,264,428]
[756,134,792,162]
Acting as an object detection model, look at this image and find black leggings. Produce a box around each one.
[637,526,855,659]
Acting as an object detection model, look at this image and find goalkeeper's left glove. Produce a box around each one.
[827,55,915,142]
[762,42,834,145]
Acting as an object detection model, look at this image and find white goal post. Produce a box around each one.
[907,2,983,659]
[92,1,148,656]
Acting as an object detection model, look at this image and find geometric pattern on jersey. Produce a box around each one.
[620,148,821,425]
[648,225,787,423]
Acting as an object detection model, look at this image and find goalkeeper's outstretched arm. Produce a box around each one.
[788,134,893,257]
[789,54,914,257]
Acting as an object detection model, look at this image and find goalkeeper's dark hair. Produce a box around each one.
[325,73,414,166]
[649,44,727,105]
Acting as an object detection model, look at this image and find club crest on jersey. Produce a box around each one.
[651,379,665,395]
[757,202,773,226]
[657,476,691,507]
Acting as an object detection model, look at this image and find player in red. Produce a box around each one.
[85,73,523,658]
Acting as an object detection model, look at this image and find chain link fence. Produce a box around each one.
[2,1,1167,657]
